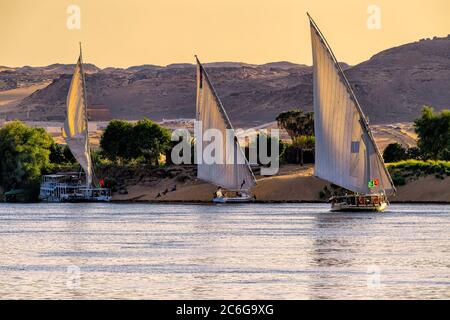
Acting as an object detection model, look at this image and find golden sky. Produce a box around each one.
[0,0,449,68]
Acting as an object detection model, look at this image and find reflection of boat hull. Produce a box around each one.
[213,194,254,203]
[330,194,388,212]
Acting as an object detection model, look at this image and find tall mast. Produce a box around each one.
[79,42,92,188]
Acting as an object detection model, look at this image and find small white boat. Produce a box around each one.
[39,44,111,203]
[195,57,257,203]
[213,192,255,203]
[308,14,396,212]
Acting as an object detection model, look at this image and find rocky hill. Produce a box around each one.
[346,36,450,123]
[0,63,100,91]
[1,36,449,126]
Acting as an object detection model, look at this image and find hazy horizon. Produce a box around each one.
[1,0,449,68]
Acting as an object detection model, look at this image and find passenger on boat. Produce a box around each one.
[215,187,223,199]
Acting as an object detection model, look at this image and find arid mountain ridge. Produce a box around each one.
[1,35,449,126]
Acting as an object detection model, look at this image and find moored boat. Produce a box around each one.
[39,174,111,203]
[212,191,254,203]
[39,44,111,203]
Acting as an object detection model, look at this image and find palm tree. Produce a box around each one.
[277,109,315,166]
[276,109,314,139]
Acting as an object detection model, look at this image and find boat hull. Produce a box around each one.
[40,195,112,203]
[330,194,388,213]
[331,201,388,212]
[213,195,254,203]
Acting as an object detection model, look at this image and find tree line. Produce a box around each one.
[383,106,450,163]
[0,105,448,197]
[275,105,450,165]
[0,119,172,197]
[100,119,171,165]
[276,109,315,165]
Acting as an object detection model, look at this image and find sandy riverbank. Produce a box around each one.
[112,165,326,203]
[112,164,450,203]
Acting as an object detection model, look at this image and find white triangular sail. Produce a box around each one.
[309,14,395,195]
[195,58,256,191]
[62,50,92,187]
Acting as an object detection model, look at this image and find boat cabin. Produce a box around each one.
[40,174,111,203]
[330,194,388,212]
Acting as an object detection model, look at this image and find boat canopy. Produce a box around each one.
[308,14,395,195]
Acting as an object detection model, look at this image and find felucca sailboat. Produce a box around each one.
[195,57,257,203]
[308,14,395,212]
[39,44,111,202]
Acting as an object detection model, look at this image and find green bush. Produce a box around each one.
[387,160,450,186]
[414,106,450,160]
[49,143,76,164]
[103,177,118,192]
[0,121,53,195]
[100,119,171,166]
[391,172,406,186]
[383,143,408,163]
[100,120,134,162]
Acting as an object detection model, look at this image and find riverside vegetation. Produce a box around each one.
[383,106,450,186]
[0,106,449,201]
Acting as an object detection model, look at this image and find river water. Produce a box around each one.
[0,203,448,299]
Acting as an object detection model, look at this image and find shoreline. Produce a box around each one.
[4,165,450,205]
[109,164,450,205]
[2,200,449,205]
[109,199,450,205]
[110,164,450,204]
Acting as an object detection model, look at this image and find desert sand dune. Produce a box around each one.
[372,123,417,151]
[0,83,50,113]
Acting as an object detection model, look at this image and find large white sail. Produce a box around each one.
[309,14,395,195]
[195,58,256,191]
[62,50,92,187]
